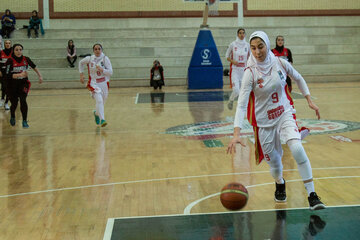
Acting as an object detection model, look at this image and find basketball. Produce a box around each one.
[220,182,248,211]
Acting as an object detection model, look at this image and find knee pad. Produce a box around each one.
[287,139,308,165]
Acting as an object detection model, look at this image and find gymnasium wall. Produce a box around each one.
[1,0,359,19]
[247,0,360,10]
[0,0,42,18]
[244,0,360,16]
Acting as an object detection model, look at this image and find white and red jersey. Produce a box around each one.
[79,54,113,86]
[225,39,250,69]
[234,58,310,129]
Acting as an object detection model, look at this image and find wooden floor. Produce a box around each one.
[0,82,359,239]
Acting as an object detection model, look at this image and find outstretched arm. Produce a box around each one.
[33,67,43,83]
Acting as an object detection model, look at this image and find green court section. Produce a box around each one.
[110,206,360,239]
[203,139,224,148]
[136,91,304,104]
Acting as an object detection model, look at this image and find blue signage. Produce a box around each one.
[188,29,223,89]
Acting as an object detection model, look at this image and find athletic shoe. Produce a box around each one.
[300,127,310,140]
[0,99,4,107]
[10,117,15,126]
[101,119,107,127]
[227,101,233,110]
[308,192,326,210]
[4,103,9,110]
[22,120,29,128]
[93,110,100,125]
[274,179,287,202]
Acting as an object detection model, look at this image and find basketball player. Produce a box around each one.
[227,31,325,210]
[79,43,113,127]
[271,36,293,91]
[272,35,310,140]
[5,43,43,128]
[225,28,250,110]
[0,39,12,110]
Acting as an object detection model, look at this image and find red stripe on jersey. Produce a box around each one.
[107,82,109,89]
[229,52,233,88]
[253,126,264,165]
[284,84,293,106]
[277,57,286,73]
[86,63,95,92]
[24,79,31,94]
[229,63,233,88]
[247,91,257,127]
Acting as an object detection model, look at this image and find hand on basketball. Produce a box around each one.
[80,73,85,84]
[227,136,246,154]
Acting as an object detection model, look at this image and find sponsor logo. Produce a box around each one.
[257,78,264,88]
[201,49,211,60]
[200,49,212,66]
[277,70,285,81]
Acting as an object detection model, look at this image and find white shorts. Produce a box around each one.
[88,81,109,101]
[230,67,245,89]
[257,111,301,161]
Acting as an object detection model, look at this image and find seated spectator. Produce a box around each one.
[150,60,164,90]
[1,9,16,39]
[28,10,44,39]
[67,40,77,68]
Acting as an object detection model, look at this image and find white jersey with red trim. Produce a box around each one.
[225,40,250,69]
[234,58,310,129]
[79,54,113,86]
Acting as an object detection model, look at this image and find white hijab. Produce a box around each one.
[235,36,247,47]
[247,31,277,76]
[92,52,105,63]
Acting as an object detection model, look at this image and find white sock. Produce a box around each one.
[276,178,284,184]
[304,181,315,196]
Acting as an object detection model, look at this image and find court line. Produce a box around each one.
[102,203,360,240]
[103,218,114,240]
[106,203,360,220]
[183,175,360,215]
[135,93,139,104]
[0,166,359,199]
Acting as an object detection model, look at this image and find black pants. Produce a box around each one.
[27,25,39,37]
[152,80,163,90]
[9,79,30,121]
[1,25,14,38]
[0,75,9,103]
[67,56,77,66]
